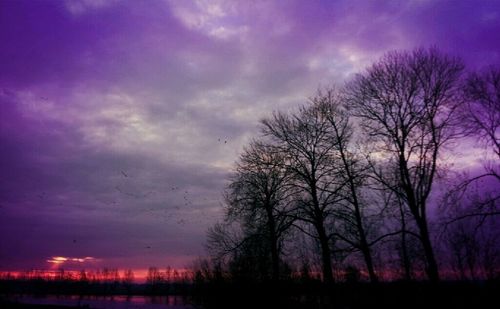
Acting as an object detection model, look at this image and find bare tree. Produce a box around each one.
[443,66,500,225]
[312,89,379,282]
[393,193,419,280]
[369,163,428,280]
[224,141,296,281]
[444,220,479,280]
[462,66,500,158]
[261,106,346,284]
[442,212,500,281]
[146,267,163,285]
[122,269,134,295]
[440,172,500,280]
[206,221,243,263]
[442,172,500,228]
[344,48,465,282]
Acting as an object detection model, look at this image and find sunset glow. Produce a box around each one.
[46,256,97,265]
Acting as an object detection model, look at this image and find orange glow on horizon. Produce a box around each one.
[0,268,194,283]
[47,256,98,266]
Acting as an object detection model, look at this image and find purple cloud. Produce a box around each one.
[1,0,499,271]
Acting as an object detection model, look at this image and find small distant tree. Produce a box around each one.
[122,269,134,294]
[344,265,361,283]
[445,221,479,280]
[122,269,134,284]
[112,269,120,282]
[146,267,163,293]
[78,270,88,282]
[101,268,110,282]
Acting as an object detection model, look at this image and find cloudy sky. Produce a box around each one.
[1,0,499,273]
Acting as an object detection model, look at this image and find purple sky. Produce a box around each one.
[1,0,499,272]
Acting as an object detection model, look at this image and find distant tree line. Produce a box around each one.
[0,267,192,296]
[203,48,500,284]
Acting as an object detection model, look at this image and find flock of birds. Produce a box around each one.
[20,165,221,227]
[29,168,220,252]
[113,167,219,226]
[4,94,227,255]
[20,132,228,252]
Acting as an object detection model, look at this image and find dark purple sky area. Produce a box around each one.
[1,0,500,272]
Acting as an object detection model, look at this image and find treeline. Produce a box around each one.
[201,48,500,285]
[0,267,192,296]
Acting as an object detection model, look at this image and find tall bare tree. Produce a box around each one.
[261,106,345,284]
[344,48,465,282]
[225,141,295,281]
[312,89,379,282]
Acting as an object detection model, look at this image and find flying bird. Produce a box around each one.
[121,171,128,177]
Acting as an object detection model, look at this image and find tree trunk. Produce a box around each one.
[400,158,440,282]
[353,198,377,282]
[317,223,334,284]
[337,139,378,283]
[399,202,412,281]
[266,207,280,281]
[270,236,280,281]
[359,240,377,283]
[416,217,440,282]
[352,194,378,283]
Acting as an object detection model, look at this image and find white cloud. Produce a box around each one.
[167,0,247,40]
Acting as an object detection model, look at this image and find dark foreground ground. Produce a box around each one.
[0,304,73,309]
[192,280,500,309]
[1,281,499,308]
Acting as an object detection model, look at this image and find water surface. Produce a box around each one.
[10,295,195,308]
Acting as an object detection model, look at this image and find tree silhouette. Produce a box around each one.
[344,48,465,282]
[313,89,379,282]
[262,105,346,283]
[442,66,500,226]
[205,47,499,286]
[225,140,295,281]
[462,66,500,158]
